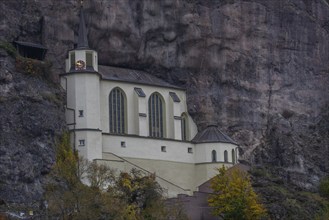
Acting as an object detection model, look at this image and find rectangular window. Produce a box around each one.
[188,147,193,153]
[161,146,166,152]
[121,141,126,148]
[78,110,84,117]
[86,52,93,67]
[79,139,85,146]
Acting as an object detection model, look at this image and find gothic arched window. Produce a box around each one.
[232,149,235,164]
[224,150,228,162]
[148,93,165,138]
[181,113,188,141]
[212,150,217,162]
[109,87,126,134]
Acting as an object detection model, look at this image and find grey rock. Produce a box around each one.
[0,49,66,204]
[0,0,328,218]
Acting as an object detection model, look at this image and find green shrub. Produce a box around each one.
[315,206,329,220]
[0,41,53,79]
[319,177,329,199]
[0,41,17,57]
[15,57,52,77]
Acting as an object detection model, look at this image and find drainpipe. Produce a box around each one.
[62,76,76,152]
[66,107,76,152]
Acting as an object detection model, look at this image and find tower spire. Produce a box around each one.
[77,2,89,49]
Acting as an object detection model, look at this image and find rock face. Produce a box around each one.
[0,0,328,216]
[0,49,66,204]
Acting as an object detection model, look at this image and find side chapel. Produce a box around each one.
[60,7,239,197]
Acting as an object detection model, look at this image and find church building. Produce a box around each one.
[60,8,239,197]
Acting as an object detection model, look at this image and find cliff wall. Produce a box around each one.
[0,0,328,217]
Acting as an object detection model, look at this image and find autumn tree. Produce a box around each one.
[45,133,187,219]
[208,166,267,220]
[45,132,124,219]
[110,169,168,219]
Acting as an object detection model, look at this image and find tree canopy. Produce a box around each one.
[208,166,267,220]
[45,132,187,220]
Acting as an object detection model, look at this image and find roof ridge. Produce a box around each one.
[191,125,238,145]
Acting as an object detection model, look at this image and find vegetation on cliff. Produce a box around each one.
[0,40,52,78]
[45,132,187,220]
[0,0,328,218]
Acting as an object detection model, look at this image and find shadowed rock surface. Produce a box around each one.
[0,0,328,218]
[0,48,66,203]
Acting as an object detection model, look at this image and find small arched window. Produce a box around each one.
[181,113,188,141]
[232,149,235,164]
[224,150,228,162]
[148,93,165,138]
[109,87,126,134]
[212,150,217,162]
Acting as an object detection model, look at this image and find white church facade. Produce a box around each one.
[60,8,239,197]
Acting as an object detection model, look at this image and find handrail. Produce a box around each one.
[96,152,191,193]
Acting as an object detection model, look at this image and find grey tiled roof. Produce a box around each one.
[98,65,184,90]
[14,41,47,50]
[191,125,238,145]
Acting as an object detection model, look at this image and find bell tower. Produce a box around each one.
[62,4,102,161]
[65,5,98,73]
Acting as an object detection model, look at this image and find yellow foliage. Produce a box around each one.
[45,134,186,219]
[208,166,267,220]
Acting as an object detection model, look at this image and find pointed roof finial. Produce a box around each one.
[77,1,89,49]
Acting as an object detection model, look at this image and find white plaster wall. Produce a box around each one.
[194,142,238,163]
[125,157,196,197]
[194,162,233,189]
[65,58,69,72]
[76,130,87,158]
[100,80,196,141]
[168,99,174,139]
[134,93,148,136]
[102,134,195,163]
[173,102,182,140]
[76,131,102,160]
[92,51,98,72]
[101,154,195,197]
[179,93,198,140]
[174,118,182,140]
[73,74,101,129]
[100,153,236,197]
[188,118,198,140]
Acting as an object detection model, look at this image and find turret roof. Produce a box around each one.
[191,125,238,145]
[77,6,89,49]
